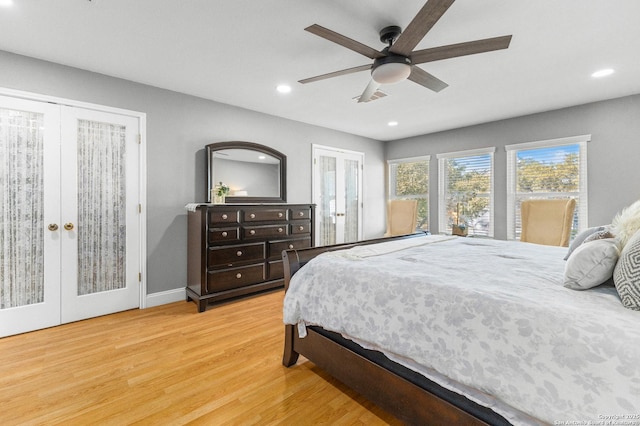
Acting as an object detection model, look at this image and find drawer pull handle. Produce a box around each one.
[236,250,243,257]
[236,273,242,279]
[249,229,256,235]
[222,214,228,220]
[278,228,283,233]
[298,226,304,231]
[250,213,256,219]
[221,231,228,237]
[278,212,283,218]
[48,223,59,231]
[298,211,304,217]
[288,244,294,249]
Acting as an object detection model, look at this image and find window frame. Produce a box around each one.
[387,155,430,232]
[505,134,590,241]
[437,147,495,237]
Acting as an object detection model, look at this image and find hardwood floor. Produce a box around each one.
[0,290,402,425]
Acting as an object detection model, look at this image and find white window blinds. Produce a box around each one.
[506,135,589,240]
[437,147,495,237]
[388,156,430,232]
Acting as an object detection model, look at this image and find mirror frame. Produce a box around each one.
[206,141,287,204]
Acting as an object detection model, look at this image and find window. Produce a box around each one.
[506,135,589,240]
[388,156,429,232]
[438,148,495,237]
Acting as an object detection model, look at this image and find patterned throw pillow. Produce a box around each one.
[613,230,640,310]
[564,226,605,260]
[583,229,614,243]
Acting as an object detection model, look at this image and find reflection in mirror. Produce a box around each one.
[206,141,287,203]
[212,149,280,197]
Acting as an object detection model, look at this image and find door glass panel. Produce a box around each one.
[0,108,45,308]
[343,158,359,243]
[319,155,336,246]
[76,120,127,295]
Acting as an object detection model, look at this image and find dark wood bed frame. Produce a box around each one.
[281,234,511,426]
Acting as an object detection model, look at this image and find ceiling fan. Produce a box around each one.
[299,0,512,103]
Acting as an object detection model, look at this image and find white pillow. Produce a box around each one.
[564,238,621,290]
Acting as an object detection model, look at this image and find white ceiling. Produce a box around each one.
[1,0,639,141]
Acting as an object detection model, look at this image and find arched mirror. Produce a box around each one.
[206,141,287,203]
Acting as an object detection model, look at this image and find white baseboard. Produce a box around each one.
[145,288,186,308]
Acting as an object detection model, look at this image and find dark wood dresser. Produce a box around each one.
[186,203,315,312]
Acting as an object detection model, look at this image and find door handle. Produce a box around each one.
[64,223,74,231]
[48,223,59,231]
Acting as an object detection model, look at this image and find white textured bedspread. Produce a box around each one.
[283,235,640,425]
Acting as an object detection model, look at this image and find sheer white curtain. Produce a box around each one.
[0,109,45,309]
[76,120,127,295]
[318,155,337,246]
[343,158,359,243]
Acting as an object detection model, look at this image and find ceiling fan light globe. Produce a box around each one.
[371,62,411,85]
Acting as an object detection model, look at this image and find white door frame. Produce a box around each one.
[0,87,148,309]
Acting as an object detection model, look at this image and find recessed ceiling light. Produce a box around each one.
[591,68,614,78]
[276,84,292,94]
[258,155,266,160]
[0,0,14,7]
[388,121,399,127]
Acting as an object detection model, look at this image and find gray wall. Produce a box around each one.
[4,48,638,295]
[0,50,387,295]
[386,95,640,239]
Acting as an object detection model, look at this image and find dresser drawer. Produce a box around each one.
[290,207,311,220]
[209,209,240,225]
[243,224,288,239]
[268,237,311,259]
[207,264,265,292]
[268,260,284,280]
[243,208,288,222]
[291,221,311,235]
[208,243,264,267]
[208,227,239,244]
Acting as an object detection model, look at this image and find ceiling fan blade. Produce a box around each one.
[299,64,372,84]
[357,80,381,103]
[389,0,456,56]
[411,35,512,64]
[305,24,384,59]
[408,66,448,92]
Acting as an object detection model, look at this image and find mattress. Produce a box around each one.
[283,235,640,425]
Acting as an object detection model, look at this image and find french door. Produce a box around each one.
[1,95,141,337]
[312,145,363,246]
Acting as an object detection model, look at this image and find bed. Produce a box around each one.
[281,233,640,425]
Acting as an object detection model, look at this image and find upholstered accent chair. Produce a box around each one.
[384,200,418,237]
[520,198,577,247]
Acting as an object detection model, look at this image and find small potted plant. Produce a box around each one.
[451,202,468,237]
[212,182,229,204]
